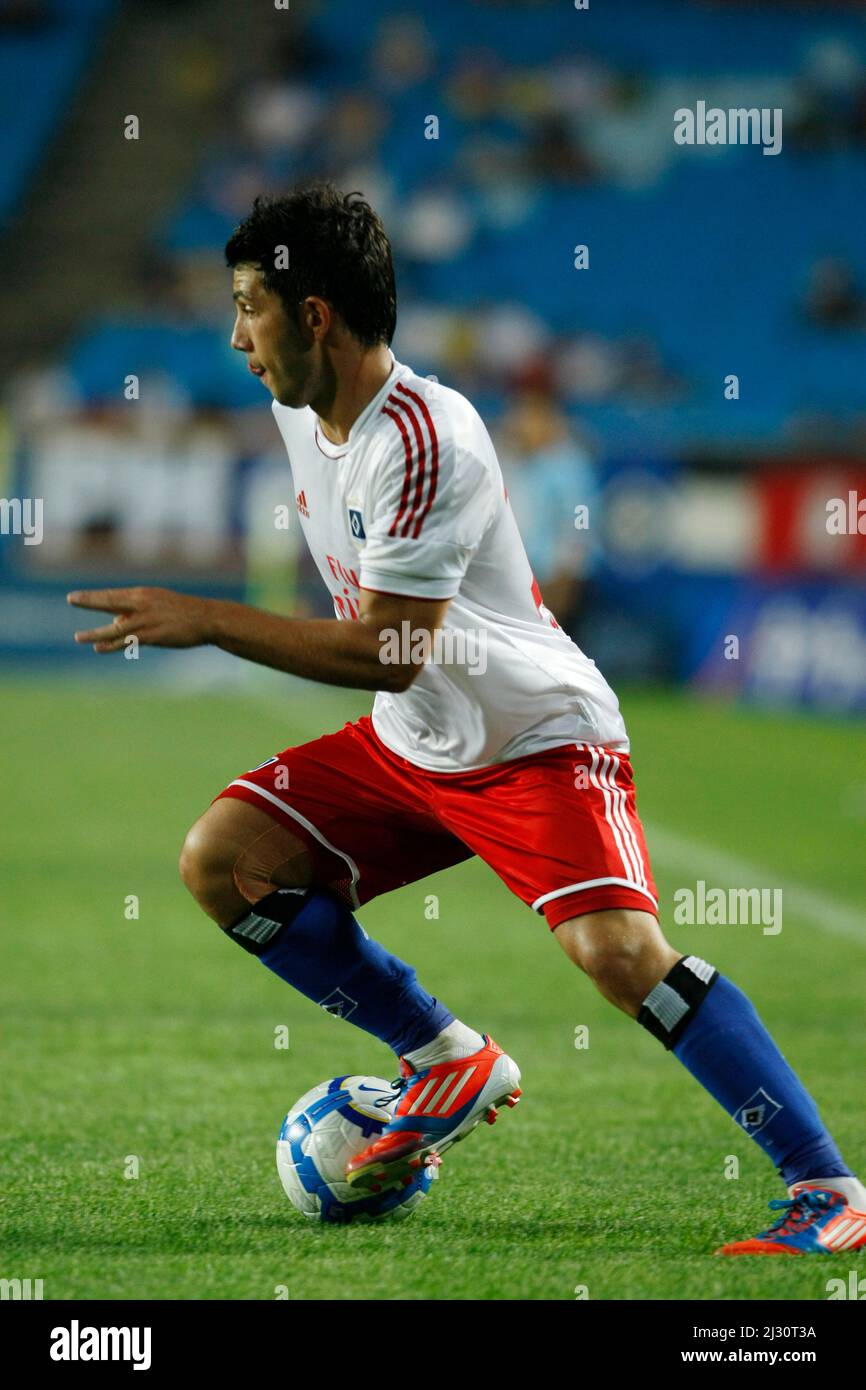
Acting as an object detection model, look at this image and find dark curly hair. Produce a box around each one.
[225,183,397,347]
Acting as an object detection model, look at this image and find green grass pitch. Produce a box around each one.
[1,673,864,1300]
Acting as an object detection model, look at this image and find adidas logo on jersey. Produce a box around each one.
[296,490,310,519]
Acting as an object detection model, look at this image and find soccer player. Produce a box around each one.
[69,185,866,1255]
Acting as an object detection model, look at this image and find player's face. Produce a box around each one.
[230,265,325,409]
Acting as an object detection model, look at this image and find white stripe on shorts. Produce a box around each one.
[585,746,648,892]
[532,877,659,914]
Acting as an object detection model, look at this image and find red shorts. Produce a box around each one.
[215,716,658,931]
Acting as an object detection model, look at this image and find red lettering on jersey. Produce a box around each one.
[326,554,360,589]
[333,590,360,621]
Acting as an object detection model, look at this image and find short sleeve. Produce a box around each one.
[359,423,496,599]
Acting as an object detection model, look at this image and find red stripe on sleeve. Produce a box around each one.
[381,404,415,537]
[389,395,426,537]
[395,382,439,537]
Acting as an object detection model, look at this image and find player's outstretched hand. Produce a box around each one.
[67,587,215,652]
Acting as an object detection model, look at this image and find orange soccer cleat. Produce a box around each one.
[345,1035,522,1193]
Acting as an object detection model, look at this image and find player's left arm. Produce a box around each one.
[66,585,451,692]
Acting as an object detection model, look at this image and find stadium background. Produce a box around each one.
[1,0,865,1302]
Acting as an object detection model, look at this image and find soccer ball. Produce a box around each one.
[276,1074,439,1224]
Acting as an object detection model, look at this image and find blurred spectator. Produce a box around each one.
[619,334,686,402]
[525,112,597,185]
[369,13,435,96]
[319,91,389,172]
[554,335,621,403]
[802,257,866,329]
[398,182,475,262]
[19,373,238,570]
[238,78,323,158]
[554,332,684,406]
[790,36,866,150]
[446,51,507,124]
[496,384,600,631]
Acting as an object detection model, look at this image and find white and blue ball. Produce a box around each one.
[276,1074,437,1224]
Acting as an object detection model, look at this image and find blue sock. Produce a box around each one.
[226,888,453,1057]
[640,957,851,1186]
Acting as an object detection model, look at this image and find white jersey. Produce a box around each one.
[271,355,629,772]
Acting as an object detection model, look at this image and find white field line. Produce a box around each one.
[646,822,866,946]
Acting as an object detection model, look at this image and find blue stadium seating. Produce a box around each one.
[56,0,866,449]
[0,0,117,224]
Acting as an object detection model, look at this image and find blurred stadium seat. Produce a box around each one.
[0,0,117,224]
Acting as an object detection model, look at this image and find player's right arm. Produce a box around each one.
[67,584,450,693]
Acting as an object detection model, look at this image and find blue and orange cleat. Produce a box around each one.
[345,1034,521,1193]
[716,1185,866,1256]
